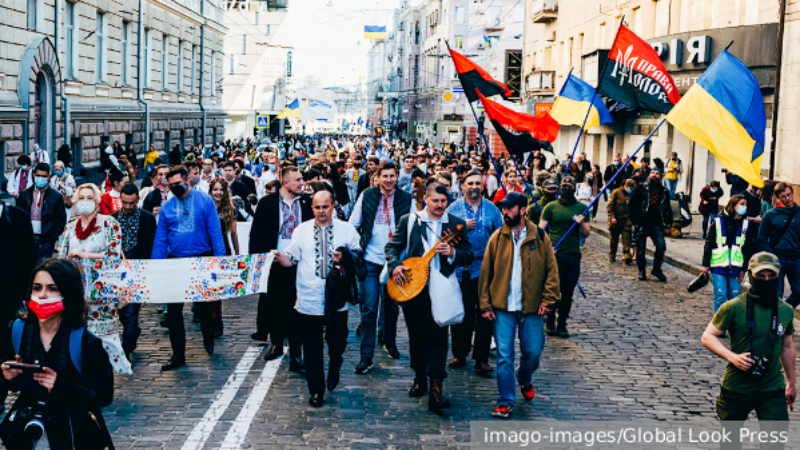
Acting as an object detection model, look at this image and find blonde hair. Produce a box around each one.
[72,183,102,205]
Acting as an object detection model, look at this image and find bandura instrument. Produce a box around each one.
[387,224,464,303]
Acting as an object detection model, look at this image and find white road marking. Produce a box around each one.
[220,351,285,449]
[181,347,262,450]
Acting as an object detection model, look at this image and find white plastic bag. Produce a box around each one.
[429,268,464,327]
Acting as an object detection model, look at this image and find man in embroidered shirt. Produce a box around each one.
[446,171,503,373]
[349,162,412,372]
[17,163,66,263]
[273,191,361,407]
[152,166,226,371]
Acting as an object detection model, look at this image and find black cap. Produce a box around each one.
[453,164,468,174]
[542,178,559,189]
[497,192,528,210]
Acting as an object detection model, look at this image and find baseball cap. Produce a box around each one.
[748,252,781,275]
[497,192,528,210]
[542,178,559,190]
[561,176,577,188]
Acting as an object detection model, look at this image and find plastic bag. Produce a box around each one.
[428,263,464,327]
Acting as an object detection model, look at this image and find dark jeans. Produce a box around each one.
[548,252,581,327]
[259,264,302,359]
[635,225,667,272]
[167,302,215,357]
[450,272,491,363]
[33,236,55,264]
[360,261,398,358]
[776,256,800,308]
[119,303,142,354]
[716,388,788,450]
[401,287,448,380]
[298,311,348,396]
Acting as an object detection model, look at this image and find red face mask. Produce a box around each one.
[29,297,65,322]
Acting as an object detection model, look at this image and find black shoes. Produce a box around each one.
[383,343,400,359]
[545,316,557,336]
[651,269,667,282]
[624,259,634,266]
[448,357,467,369]
[326,372,340,392]
[428,378,451,411]
[161,355,186,371]
[204,341,214,355]
[250,332,269,341]
[474,361,494,373]
[409,377,427,397]
[264,346,284,361]
[556,325,570,338]
[377,329,385,345]
[289,358,306,376]
[354,357,373,374]
[638,270,648,280]
[309,393,324,407]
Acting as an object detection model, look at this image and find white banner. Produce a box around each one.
[81,253,274,304]
[297,87,339,125]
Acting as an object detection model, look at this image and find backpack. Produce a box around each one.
[11,319,85,376]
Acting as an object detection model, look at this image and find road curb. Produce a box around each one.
[590,224,800,322]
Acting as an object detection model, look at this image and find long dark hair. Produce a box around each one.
[24,259,88,328]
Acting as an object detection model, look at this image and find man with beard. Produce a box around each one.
[538,176,590,338]
[386,182,473,412]
[528,174,558,225]
[478,192,559,418]
[185,160,208,193]
[701,252,796,439]
[629,168,672,282]
[446,172,504,373]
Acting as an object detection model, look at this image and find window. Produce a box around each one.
[27,0,36,29]
[96,12,106,83]
[515,6,524,22]
[454,35,463,49]
[632,7,641,35]
[597,22,606,48]
[145,29,152,88]
[266,24,270,36]
[162,35,169,90]
[177,41,184,92]
[486,6,501,27]
[65,2,76,79]
[190,45,197,94]
[122,21,130,85]
[454,6,464,23]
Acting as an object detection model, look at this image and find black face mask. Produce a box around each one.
[748,272,780,306]
[170,183,188,198]
[560,188,576,202]
[543,190,557,200]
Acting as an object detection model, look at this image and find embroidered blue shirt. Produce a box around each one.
[152,190,226,259]
[446,197,504,281]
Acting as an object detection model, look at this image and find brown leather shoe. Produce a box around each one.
[428,378,451,411]
[448,357,467,369]
[474,361,494,373]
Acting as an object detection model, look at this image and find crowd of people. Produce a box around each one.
[0,133,795,449]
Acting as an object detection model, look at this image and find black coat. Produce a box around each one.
[604,164,625,191]
[111,209,157,259]
[385,212,474,279]
[17,187,67,246]
[629,182,673,228]
[0,204,35,323]
[249,192,313,254]
[142,188,169,214]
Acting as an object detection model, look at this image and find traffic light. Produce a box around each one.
[433,123,438,135]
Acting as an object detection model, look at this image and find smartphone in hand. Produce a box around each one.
[4,363,44,373]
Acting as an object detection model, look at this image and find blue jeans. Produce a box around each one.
[777,256,800,308]
[360,261,398,358]
[665,178,677,200]
[494,311,545,408]
[711,273,741,314]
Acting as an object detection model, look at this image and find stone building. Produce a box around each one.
[0,0,227,189]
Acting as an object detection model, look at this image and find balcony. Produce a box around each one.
[526,70,555,93]
[531,0,557,23]
[485,18,504,32]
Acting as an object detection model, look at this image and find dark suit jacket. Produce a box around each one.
[17,187,66,246]
[142,188,169,214]
[385,212,473,278]
[241,175,257,197]
[249,192,313,254]
[0,203,35,322]
[111,209,157,259]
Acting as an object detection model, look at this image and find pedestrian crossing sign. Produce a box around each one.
[417,125,425,134]
[256,115,270,129]
[473,100,484,112]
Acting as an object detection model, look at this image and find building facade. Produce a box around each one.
[523,0,780,208]
[0,0,227,188]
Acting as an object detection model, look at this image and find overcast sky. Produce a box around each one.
[287,0,403,87]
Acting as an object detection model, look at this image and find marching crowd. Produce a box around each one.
[0,134,796,449]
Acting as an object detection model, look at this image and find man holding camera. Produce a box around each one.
[701,252,796,447]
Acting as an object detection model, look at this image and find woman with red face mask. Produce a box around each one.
[0,258,115,450]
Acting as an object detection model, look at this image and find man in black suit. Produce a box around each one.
[385,182,474,412]
[249,166,311,372]
[113,183,157,360]
[233,159,257,197]
[17,163,67,263]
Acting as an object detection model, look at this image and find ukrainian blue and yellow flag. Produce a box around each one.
[276,99,301,120]
[364,26,387,39]
[667,50,765,187]
[549,74,612,131]
[483,35,492,48]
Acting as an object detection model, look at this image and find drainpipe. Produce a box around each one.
[137,0,150,164]
[200,23,207,151]
[769,0,787,181]
[55,0,70,160]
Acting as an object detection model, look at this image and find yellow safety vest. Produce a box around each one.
[710,217,748,269]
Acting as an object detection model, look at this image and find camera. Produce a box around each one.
[749,354,771,377]
[1,399,47,450]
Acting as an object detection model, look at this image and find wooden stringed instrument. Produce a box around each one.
[413,178,425,211]
[387,223,464,303]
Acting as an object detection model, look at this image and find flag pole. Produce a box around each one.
[553,117,666,250]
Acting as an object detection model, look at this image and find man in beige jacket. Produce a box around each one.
[479,192,560,419]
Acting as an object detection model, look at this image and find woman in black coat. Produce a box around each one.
[1,259,114,450]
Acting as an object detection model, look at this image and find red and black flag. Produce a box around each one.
[449,47,512,103]
[597,24,681,114]
[477,91,560,155]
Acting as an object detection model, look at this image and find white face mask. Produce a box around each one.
[76,200,96,216]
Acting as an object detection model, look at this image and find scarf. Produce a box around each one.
[558,196,578,206]
[117,209,141,253]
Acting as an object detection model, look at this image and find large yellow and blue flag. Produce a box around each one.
[276,99,300,120]
[549,74,612,131]
[364,26,387,39]
[667,50,765,187]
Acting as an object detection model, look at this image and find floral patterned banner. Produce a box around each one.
[80,253,275,304]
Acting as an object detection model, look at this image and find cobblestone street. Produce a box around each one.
[26,236,800,449]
